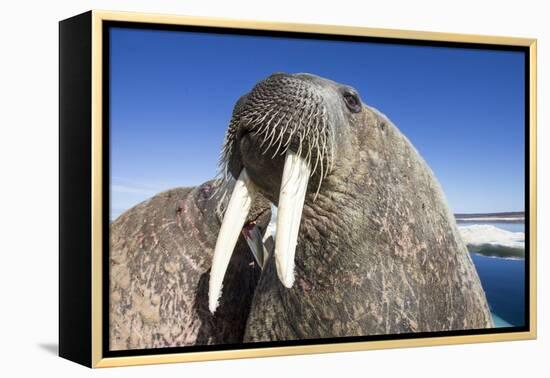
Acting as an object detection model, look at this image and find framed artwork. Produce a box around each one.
[59,10,537,368]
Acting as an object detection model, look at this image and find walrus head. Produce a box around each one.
[209,73,363,312]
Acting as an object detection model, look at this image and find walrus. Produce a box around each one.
[109,180,271,350]
[209,72,493,341]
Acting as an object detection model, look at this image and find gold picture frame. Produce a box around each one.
[59,9,537,368]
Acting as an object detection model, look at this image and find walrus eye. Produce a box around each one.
[343,91,361,113]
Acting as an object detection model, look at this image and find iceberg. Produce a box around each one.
[458,224,525,259]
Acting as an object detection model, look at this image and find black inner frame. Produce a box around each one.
[101,20,531,358]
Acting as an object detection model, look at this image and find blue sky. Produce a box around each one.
[110,27,525,218]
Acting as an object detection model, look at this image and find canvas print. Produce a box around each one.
[107,26,526,352]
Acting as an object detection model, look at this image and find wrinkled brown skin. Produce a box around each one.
[242,74,493,342]
[109,181,270,350]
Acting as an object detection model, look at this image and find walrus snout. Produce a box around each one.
[210,73,357,311]
[226,73,335,192]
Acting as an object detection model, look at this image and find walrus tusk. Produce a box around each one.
[209,169,255,313]
[275,151,310,288]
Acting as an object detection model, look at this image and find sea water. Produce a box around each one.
[458,221,526,328]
